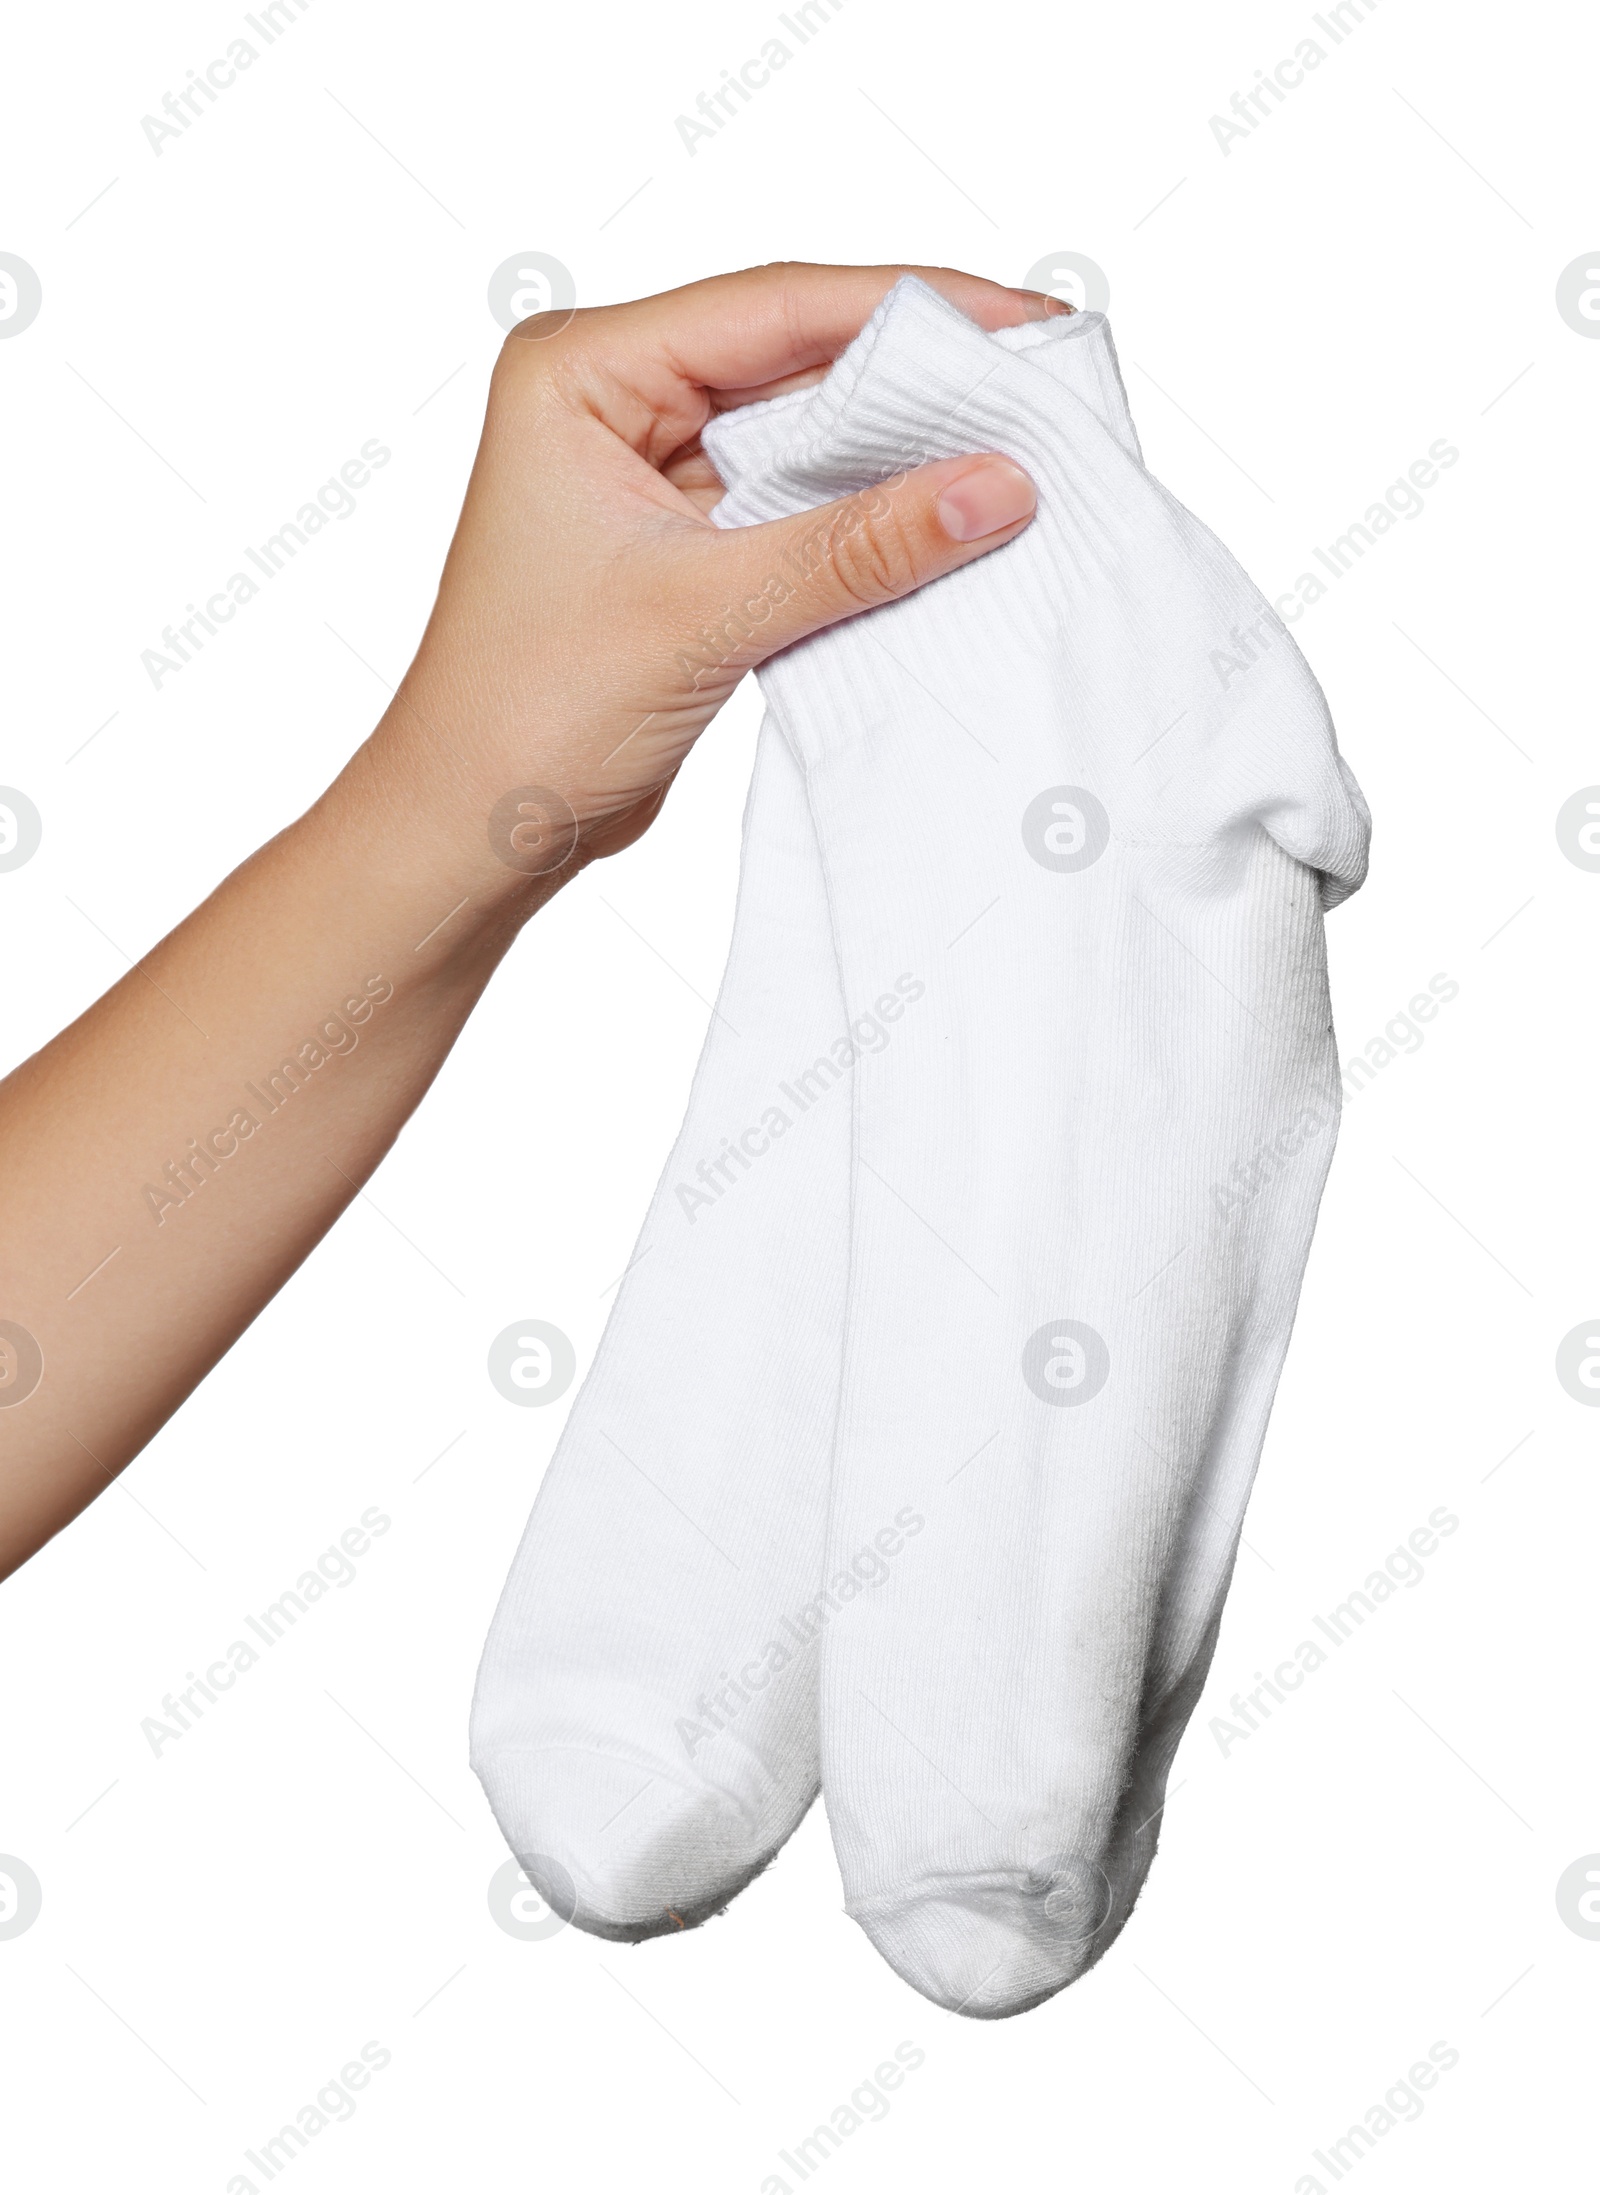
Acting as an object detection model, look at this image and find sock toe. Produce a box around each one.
[852,1873,1116,2019]
[476,1746,793,1943]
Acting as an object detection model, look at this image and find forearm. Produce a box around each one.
[0,722,548,1574]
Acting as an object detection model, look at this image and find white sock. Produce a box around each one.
[470,297,1150,1943]
[474,280,1369,2013]
[470,722,846,1937]
[701,277,1368,2016]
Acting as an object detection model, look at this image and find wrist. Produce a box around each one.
[322,706,580,963]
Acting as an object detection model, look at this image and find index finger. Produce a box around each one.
[632,261,1068,389]
[522,261,1070,461]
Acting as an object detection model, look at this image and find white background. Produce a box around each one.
[1,0,1595,2187]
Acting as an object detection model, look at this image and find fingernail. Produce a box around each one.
[936,457,1036,542]
[1013,288,1077,318]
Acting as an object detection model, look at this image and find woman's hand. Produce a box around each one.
[371,261,1054,880]
[0,262,1053,1577]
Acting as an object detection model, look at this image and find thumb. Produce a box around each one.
[708,453,1037,663]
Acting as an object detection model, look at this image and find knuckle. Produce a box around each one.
[494,307,589,384]
[826,496,919,608]
[506,305,581,347]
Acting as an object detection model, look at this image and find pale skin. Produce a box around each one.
[0,261,1062,1580]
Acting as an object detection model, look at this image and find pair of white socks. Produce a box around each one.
[471,277,1369,2018]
